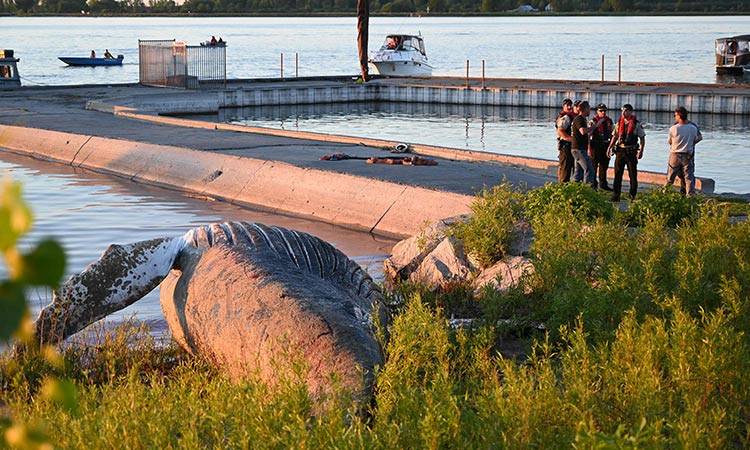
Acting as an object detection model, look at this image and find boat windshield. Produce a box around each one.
[716,37,750,55]
[380,35,426,55]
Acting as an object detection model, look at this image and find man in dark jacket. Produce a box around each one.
[570,101,599,189]
[588,103,614,191]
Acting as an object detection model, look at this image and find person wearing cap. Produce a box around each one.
[555,98,575,182]
[588,103,614,191]
[666,106,702,196]
[570,101,599,189]
[607,103,646,201]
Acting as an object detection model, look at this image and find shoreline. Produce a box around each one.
[2,12,749,17]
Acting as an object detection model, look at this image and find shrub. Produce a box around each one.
[523,182,615,224]
[626,186,701,227]
[525,209,660,341]
[450,183,524,268]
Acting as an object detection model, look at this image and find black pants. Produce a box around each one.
[612,149,638,201]
[591,144,611,189]
[557,141,573,183]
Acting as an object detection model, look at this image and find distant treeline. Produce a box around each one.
[1,0,747,14]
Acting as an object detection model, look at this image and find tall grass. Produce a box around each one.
[3,291,748,448]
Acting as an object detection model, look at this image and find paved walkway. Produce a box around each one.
[0,85,555,196]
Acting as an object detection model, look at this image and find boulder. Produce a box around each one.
[384,214,470,282]
[160,244,383,403]
[508,220,534,256]
[410,236,474,288]
[473,256,534,293]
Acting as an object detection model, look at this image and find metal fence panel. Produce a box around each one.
[186,45,226,87]
[139,39,226,89]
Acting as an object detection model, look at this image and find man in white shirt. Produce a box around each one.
[666,106,702,196]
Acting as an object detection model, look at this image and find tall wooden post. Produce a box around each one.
[356,0,369,82]
[482,59,485,90]
[465,59,469,88]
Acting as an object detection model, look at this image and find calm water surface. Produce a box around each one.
[203,102,749,193]
[3,16,750,86]
[0,151,393,334]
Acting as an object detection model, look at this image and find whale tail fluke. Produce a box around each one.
[34,236,184,345]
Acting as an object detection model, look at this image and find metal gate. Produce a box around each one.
[186,45,227,88]
[139,39,226,89]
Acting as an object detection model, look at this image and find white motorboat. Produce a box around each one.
[369,34,433,78]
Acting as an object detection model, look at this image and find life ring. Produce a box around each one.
[393,143,410,153]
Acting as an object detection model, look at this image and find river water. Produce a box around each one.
[3,15,750,86]
[0,151,393,335]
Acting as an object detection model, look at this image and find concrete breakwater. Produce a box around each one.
[0,124,472,238]
[218,77,750,116]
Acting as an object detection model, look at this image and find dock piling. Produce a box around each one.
[465,59,469,88]
[601,54,605,81]
[482,59,485,90]
[618,55,622,83]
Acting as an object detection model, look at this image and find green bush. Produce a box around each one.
[523,182,615,224]
[626,186,701,227]
[524,210,658,341]
[524,199,750,343]
[450,183,523,268]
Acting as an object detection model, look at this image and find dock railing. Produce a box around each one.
[139,39,226,89]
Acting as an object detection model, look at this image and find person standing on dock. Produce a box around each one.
[555,98,575,182]
[589,103,614,191]
[607,104,646,202]
[571,101,597,189]
[666,106,702,196]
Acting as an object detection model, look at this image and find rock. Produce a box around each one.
[410,236,474,288]
[384,214,470,282]
[160,244,383,404]
[384,216,534,291]
[508,220,534,256]
[473,256,534,293]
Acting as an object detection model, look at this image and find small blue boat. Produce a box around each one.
[58,55,124,67]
